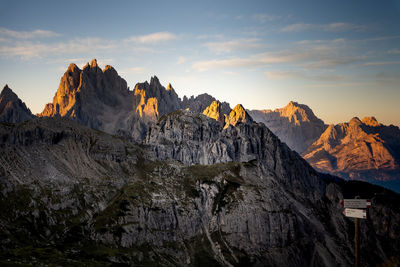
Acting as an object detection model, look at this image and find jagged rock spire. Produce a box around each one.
[225,104,253,128]
[90,59,98,68]
[203,100,226,126]
[362,116,380,127]
[0,84,34,123]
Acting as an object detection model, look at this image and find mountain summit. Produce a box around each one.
[303,117,400,188]
[226,104,253,128]
[0,84,34,123]
[39,60,181,140]
[202,100,227,126]
[248,101,327,153]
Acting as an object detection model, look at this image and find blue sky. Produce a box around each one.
[0,0,399,126]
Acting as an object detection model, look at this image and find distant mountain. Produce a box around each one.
[303,117,400,191]
[248,101,327,154]
[0,84,34,123]
[39,59,181,140]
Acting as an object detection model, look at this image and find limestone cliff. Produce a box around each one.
[0,84,34,123]
[248,101,327,154]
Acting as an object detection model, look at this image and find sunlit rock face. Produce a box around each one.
[39,59,181,140]
[133,77,181,121]
[225,104,254,128]
[303,116,400,185]
[0,84,34,123]
[248,101,327,154]
[202,100,227,126]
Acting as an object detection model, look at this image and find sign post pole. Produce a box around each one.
[355,217,359,267]
[340,198,371,267]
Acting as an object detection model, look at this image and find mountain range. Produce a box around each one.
[303,116,400,191]
[1,59,399,191]
[0,59,399,265]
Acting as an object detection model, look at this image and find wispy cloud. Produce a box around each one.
[192,51,307,71]
[388,48,400,55]
[0,28,178,60]
[204,38,262,54]
[196,34,224,40]
[0,38,115,60]
[282,22,367,32]
[177,56,187,64]
[360,61,400,67]
[363,35,400,42]
[120,67,147,74]
[0,27,60,39]
[265,70,343,81]
[128,32,177,44]
[253,14,281,23]
[193,38,364,72]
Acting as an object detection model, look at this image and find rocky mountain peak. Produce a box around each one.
[248,102,326,153]
[40,59,129,130]
[1,84,17,102]
[280,100,321,125]
[150,75,161,87]
[90,58,98,68]
[182,93,231,115]
[362,116,380,127]
[103,65,114,72]
[133,75,181,120]
[202,100,226,126]
[303,117,400,183]
[226,104,253,128]
[349,117,362,125]
[0,84,34,123]
[166,83,173,91]
[67,63,80,73]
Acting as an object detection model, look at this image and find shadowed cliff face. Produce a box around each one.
[248,101,327,154]
[0,116,399,266]
[303,117,400,187]
[0,85,34,123]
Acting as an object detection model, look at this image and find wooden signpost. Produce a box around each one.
[343,208,367,219]
[340,198,371,267]
[340,199,371,209]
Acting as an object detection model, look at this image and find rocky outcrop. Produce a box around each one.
[146,110,323,198]
[362,116,380,127]
[248,101,327,154]
[202,100,226,126]
[182,93,231,115]
[303,117,400,191]
[1,116,398,266]
[0,84,34,123]
[39,59,181,140]
[40,59,132,131]
[226,104,253,128]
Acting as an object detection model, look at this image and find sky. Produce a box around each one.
[0,0,399,126]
